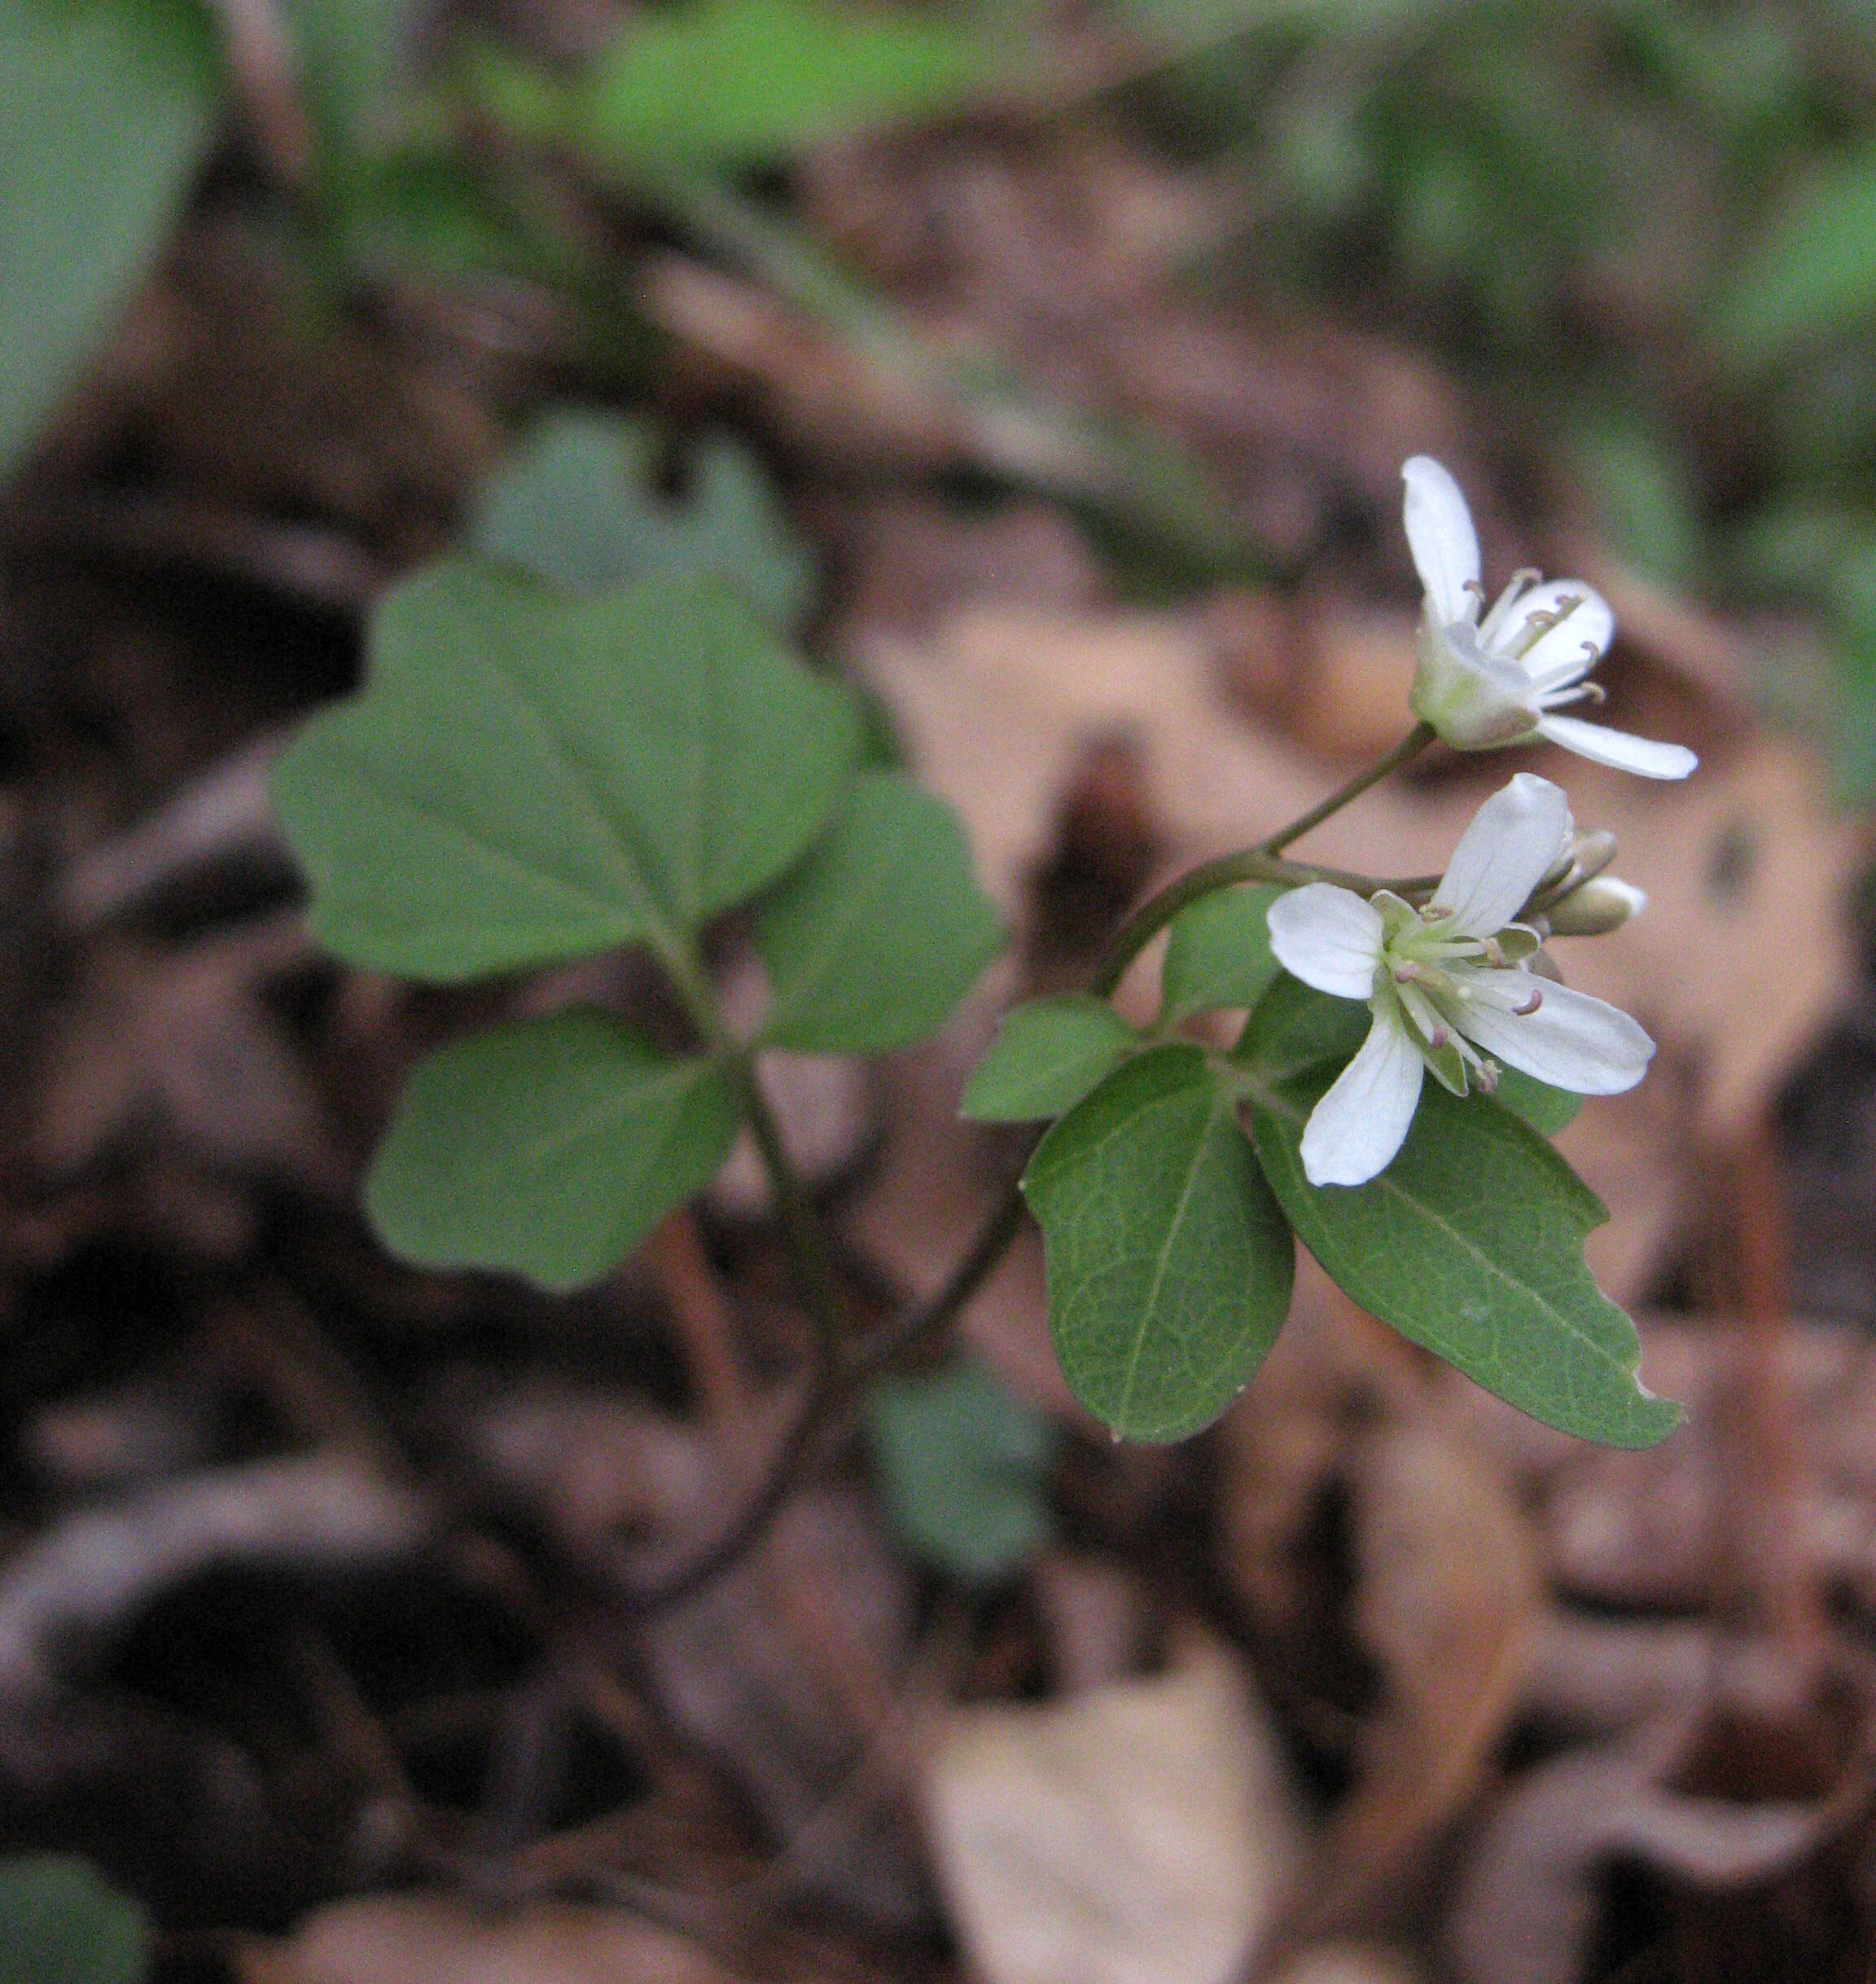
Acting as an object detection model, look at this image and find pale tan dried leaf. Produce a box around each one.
[1545,732,1859,1141]
[238,1896,743,1984]
[925,1635,1307,1984]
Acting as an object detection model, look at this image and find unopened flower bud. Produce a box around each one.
[1542,876,1646,937]
[1567,829,1619,885]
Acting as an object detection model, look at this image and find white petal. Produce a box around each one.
[1455,977,1655,1095]
[1402,456,1481,627]
[1534,716,1698,780]
[1266,884,1384,999]
[1300,1008,1426,1187]
[1494,577,1615,688]
[1431,773,1573,937]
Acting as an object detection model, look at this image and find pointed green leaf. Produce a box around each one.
[1243,1063,1679,1449]
[1160,883,1283,1022]
[1022,1046,1295,1443]
[0,0,220,476]
[579,0,992,169]
[961,994,1140,1123]
[866,1359,1059,1586]
[365,1013,741,1291]
[0,1855,148,1984]
[272,564,860,980]
[472,411,814,630]
[753,770,1005,1053]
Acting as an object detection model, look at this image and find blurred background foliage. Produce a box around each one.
[6,0,1876,779]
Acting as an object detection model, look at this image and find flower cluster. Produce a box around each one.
[1260,458,1696,1188]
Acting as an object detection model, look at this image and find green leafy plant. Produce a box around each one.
[275,438,1690,1532]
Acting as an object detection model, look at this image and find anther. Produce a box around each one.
[1514,986,1544,1016]
[1428,1025,1450,1051]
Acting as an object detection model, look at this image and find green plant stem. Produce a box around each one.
[1260,720,1435,854]
[1089,722,1438,997]
[733,1056,852,1370]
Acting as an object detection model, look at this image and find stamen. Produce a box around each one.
[1475,1060,1501,1094]
[1514,986,1544,1016]
[1512,591,1585,661]
[1479,568,1541,643]
[1462,577,1487,622]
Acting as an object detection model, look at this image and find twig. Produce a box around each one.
[1717,1114,1829,1676]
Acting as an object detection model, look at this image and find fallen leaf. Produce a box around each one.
[239,1895,743,1984]
[925,1635,1307,1984]
[1274,1420,1543,1947]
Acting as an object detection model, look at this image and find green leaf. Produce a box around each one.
[471,410,814,630]
[577,0,991,170]
[272,564,860,980]
[280,0,419,147]
[866,1359,1059,1585]
[1713,142,1876,368]
[365,1012,741,1290]
[1160,884,1283,1022]
[0,1856,148,1984]
[1235,971,1369,1081]
[754,769,1005,1053]
[0,0,220,476]
[1243,1064,1680,1449]
[1022,1046,1294,1442]
[961,995,1139,1122]
[1492,1065,1581,1136]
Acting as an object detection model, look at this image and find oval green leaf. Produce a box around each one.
[1022,1046,1295,1442]
[365,1013,742,1291]
[866,1359,1059,1587]
[272,564,860,980]
[1,0,219,476]
[1244,1064,1680,1449]
[1160,883,1283,1023]
[579,0,991,170]
[961,994,1140,1123]
[472,411,813,629]
[754,770,1005,1054]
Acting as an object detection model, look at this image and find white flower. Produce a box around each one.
[1402,456,1697,780]
[1265,773,1655,1187]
